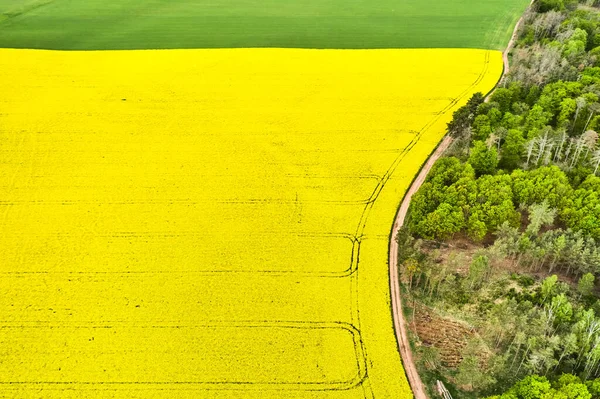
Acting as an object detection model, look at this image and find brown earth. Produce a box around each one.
[410,305,474,368]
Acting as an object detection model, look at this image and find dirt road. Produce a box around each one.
[504,0,534,75]
[388,136,452,399]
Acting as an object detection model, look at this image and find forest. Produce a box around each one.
[402,0,600,398]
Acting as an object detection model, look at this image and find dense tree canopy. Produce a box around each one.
[487,374,597,399]
[405,1,600,398]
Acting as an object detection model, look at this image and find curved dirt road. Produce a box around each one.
[388,136,452,399]
[503,0,534,75]
[387,4,533,398]
[492,0,534,96]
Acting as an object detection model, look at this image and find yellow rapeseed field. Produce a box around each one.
[0,48,502,398]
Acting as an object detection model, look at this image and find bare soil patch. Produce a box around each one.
[410,304,474,368]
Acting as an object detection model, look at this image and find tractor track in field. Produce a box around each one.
[388,3,533,398]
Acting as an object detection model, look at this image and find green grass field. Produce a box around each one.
[0,0,529,50]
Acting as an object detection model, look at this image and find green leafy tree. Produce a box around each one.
[527,202,557,236]
[426,156,476,187]
[511,166,573,210]
[500,128,526,170]
[511,375,552,398]
[492,88,516,114]
[537,81,582,118]
[578,273,595,298]
[407,181,445,230]
[556,382,592,399]
[466,254,490,290]
[585,378,600,398]
[488,374,593,399]
[564,38,587,61]
[413,202,465,240]
[557,333,579,370]
[473,114,493,141]
[524,105,552,138]
[548,233,567,272]
[502,111,522,129]
[468,211,488,241]
[489,107,504,128]
[555,374,583,389]
[537,0,564,13]
[443,176,478,210]
[562,176,600,239]
[408,158,478,239]
[542,275,559,303]
[476,174,520,228]
[469,140,499,176]
[447,92,485,138]
[559,97,577,128]
[550,294,573,325]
